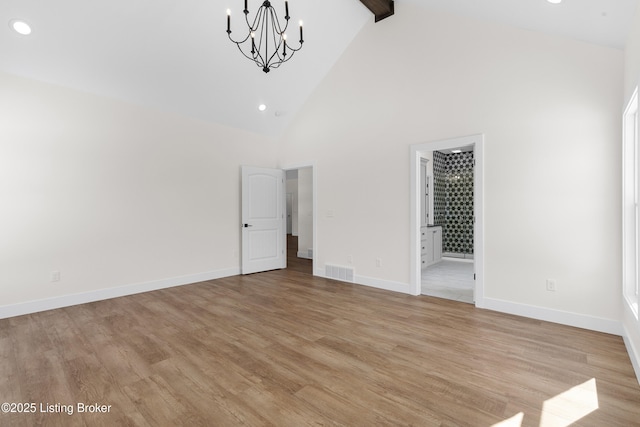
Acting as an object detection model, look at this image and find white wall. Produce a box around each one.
[0,2,632,347]
[0,71,277,315]
[625,5,640,99]
[298,167,313,258]
[278,3,624,327]
[623,5,640,383]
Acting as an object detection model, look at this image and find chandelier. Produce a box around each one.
[226,1,304,73]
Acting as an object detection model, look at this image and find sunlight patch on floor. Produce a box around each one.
[491,378,599,427]
[491,412,524,426]
[540,378,599,426]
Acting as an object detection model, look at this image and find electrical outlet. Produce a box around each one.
[51,271,61,282]
[376,258,382,267]
[546,279,557,292]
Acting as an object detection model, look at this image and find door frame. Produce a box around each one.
[281,162,317,275]
[409,135,485,307]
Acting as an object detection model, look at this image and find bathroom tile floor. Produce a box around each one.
[421,259,474,304]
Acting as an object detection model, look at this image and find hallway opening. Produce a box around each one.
[287,234,312,275]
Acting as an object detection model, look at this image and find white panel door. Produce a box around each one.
[241,166,286,274]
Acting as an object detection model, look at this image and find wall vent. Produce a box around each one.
[325,264,354,282]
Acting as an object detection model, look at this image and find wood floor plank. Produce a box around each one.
[1,269,639,426]
[151,356,261,425]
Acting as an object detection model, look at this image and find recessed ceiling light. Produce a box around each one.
[10,20,32,35]
[452,149,462,154]
[258,104,267,112]
[547,0,562,4]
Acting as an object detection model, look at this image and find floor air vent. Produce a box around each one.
[325,264,354,282]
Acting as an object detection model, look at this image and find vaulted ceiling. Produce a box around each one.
[1,0,638,137]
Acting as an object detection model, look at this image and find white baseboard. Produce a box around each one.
[0,268,240,320]
[312,270,627,334]
[482,297,623,336]
[354,274,417,295]
[623,323,640,385]
[297,251,313,260]
[314,267,417,295]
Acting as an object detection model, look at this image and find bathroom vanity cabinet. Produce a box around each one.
[421,225,442,268]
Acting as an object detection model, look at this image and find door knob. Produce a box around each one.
[243,224,253,228]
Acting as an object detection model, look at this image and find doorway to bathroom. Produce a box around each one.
[409,135,484,306]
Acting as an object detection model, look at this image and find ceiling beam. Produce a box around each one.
[359,0,394,22]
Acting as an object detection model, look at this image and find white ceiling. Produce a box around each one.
[1,0,638,137]
[410,0,638,49]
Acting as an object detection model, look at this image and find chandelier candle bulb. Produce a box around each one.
[227,9,231,33]
[285,1,289,19]
[299,21,303,42]
[244,0,248,13]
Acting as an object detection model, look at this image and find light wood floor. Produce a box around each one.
[1,270,639,426]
